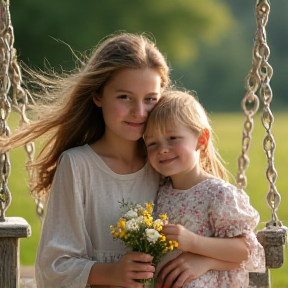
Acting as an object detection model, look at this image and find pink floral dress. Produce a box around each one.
[155,178,265,288]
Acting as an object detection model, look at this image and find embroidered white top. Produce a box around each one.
[35,144,160,288]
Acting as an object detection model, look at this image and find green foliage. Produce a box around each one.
[10,0,233,69]
[6,112,288,287]
[9,1,288,112]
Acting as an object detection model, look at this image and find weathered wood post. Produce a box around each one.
[0,218,31,288]
[249,225,287,288]
[0,0,32,287]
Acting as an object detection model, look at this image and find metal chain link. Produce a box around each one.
[255,0,282,227]
[236,2,262,189]
[237,0,282,227]
[0,0,12,221]
[0,0,44,221]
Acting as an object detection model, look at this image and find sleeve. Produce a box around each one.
[35,152,96,288]
[209,183,266,273]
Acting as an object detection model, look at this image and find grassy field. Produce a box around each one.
[5,111,288,287]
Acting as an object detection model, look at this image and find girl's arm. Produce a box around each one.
[87,251,154,288]
[162,224,249,263]
[156,252,240,288]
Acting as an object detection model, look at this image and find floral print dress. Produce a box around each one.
[154,178,265,288]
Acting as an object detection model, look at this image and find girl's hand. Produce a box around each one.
[112,251,155,288]
[162,224,195,252]
[156,252,213,288]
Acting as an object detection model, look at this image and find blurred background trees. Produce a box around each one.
[10,0,288,112]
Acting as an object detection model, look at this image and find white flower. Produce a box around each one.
[125,218,140,231]
[135,204,145,210]
[124,210,138,219]
[153,219,164,226]
[145,228,160,244]
[136,215,144,224]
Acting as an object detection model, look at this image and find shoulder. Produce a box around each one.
[60,144,92,161]
[58,144,97,167]
[56,145,99,179]
[205,178,244,199]
[205,178,252,208]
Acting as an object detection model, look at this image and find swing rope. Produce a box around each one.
[0,0,44,222]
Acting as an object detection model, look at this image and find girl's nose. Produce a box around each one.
[158,143,169,154]
[131,101,145,117]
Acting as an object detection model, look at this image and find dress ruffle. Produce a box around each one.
[210,184,265,273]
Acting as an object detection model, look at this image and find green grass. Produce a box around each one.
[5,111,288,287]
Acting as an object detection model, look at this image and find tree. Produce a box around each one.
[10,0,234,69]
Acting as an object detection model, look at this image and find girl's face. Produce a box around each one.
[94,68,162,142]
[144,121,201,182]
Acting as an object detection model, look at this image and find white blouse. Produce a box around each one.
[35,144,160,288]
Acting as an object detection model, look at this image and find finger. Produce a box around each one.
[165,235,179,242]
[131,262,155,273]
[128,281,145,288]
[130,271,154,280]
[162,224,177,234]
[163,224,176,229]
[157,260,176,280]
[157,253,183,280]
[162,267,182,288]
[183,276,197,288]
[125,251,154,262]
[171,270,194,288]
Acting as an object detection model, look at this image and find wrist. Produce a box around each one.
[208,258,219,270]
[188,231,199,253]
[88,262,117,286]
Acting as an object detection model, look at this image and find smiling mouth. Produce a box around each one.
[125,121,145,127]
[159,157,177,164]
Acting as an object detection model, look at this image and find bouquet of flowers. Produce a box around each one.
[110,200,178,287]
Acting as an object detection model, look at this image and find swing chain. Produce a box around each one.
[236,7,262,189]
[0,0,44,221]
[0,0,12,221]
[255,0,281,227]
[237,0,281,227]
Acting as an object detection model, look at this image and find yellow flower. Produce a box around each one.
[153,219,163,231]
[159,213,168,222]
[168,240,179,250]
[110,225,119,238]
[119,229,126,238]
[144,214,153,227]
[145,202,153,214]
[110,200,178,270]
[117,219,126,229]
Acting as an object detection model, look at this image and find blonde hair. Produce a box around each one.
[1,32,170,197]
[144,90,229,181]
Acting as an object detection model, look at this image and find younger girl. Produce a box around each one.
[144,90,265,288]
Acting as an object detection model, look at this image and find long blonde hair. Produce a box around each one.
[144,90,229,181]
[1,32,170,196]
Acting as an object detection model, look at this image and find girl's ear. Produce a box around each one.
[197,128,210,149]
[93,94,102,107]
